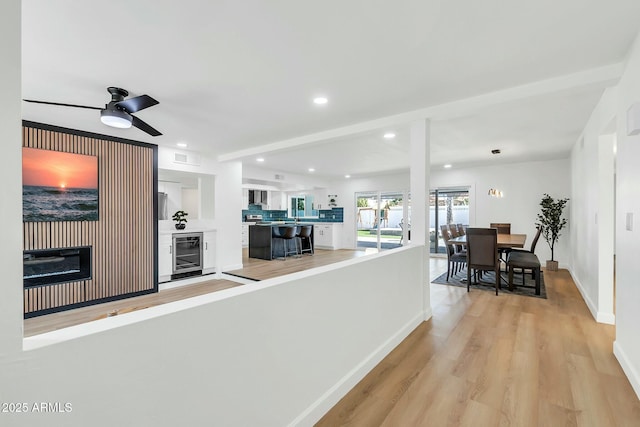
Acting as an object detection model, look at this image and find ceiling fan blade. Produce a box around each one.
[23,99,103,110]
[116,94,159,113]
[131,115,162,137]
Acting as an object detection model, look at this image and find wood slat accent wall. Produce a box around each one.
[22,123,157,317]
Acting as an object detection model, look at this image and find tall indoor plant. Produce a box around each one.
[536,193,569,271]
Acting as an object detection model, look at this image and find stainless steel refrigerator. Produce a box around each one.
[158,192,169,220]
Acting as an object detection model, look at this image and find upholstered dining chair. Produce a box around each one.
[466,228,500,295]
[507,225,543,282]
[441,225,466,281]
[490,223,511,234]
[490,222,511,263]
[448,224,465,253]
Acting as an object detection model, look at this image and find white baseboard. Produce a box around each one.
[613,340,640,401]
[568,268,598,321]
[597,312,616,325]
[289,312,424,427]
[423,306,433,321]
[568,268,615,325]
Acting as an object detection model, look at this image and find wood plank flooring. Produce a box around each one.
[316,259,640,426]
[23,248,367,336]
[226,248,370,281]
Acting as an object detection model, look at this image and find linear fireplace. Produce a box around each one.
[23,246,92,288]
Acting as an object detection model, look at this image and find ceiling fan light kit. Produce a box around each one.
[100,109,133,129]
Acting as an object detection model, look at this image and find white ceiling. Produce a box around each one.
[21,1,640,179]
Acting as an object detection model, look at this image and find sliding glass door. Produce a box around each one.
[429,187,470,254]
[356,191,409,251]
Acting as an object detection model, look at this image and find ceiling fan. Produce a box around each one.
[24,87,162,136]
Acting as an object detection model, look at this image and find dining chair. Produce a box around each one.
[490,222,511,263]
[441,225,466,281]
[465,228,500,295]
[490,223,511,234]
[448,224,465,253]
[456,224,466,236]
[506,225,543,282]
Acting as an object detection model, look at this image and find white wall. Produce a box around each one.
[611,30,640,399]
[432,159,572,264]
[570,87,617,324]
[0,0,22,356]
[569,29,640,399]
[6,245,426,426]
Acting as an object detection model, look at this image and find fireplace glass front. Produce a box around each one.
[23,246,92,288]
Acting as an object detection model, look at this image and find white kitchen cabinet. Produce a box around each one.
[241,224,249,247]
[203,230,216,273]
[158,234,173,282]
[242,189,249,209]
[313,223,342,250]
[270,191,285,210]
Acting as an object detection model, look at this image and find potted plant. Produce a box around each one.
[536,193,569,271]
[172,210,188,230]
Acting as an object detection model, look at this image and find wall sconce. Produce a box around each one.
[488,188,504,198]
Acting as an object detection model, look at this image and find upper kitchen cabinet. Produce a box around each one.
[158,169,215,220]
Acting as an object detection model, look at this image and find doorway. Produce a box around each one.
[429,187,470,254]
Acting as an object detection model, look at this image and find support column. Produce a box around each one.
[0,0,23,355]
[409,119,431,320]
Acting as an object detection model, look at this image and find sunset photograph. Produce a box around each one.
[22,147,99,222]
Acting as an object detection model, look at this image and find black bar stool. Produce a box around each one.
[279,226,299,259]
[297,225,313,255]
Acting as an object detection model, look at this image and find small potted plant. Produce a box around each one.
[536,193,569,271]
[172,210,188,230]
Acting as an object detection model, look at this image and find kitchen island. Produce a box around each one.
[249,223,314,260]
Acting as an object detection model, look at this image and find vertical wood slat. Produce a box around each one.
[23,125,155,316]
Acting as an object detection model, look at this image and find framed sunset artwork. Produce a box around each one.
[22,147,99,222]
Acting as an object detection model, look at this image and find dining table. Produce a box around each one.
[447,232,527,285]
[448,233,527,249]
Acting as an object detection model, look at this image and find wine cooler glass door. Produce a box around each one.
[173,233,203,274]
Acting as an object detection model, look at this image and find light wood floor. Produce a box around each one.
[316,258,640,426]
[23,248,367,336]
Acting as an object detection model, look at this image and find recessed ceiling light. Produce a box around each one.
[256,157,265,162]
[313,97,328,105]
[443,164,452,169]
[383,132,396,139]
[308,168,315,172]
[345,174,351,178]
[176,142,187,148]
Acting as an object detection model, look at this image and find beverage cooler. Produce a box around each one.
[172,232,203,274]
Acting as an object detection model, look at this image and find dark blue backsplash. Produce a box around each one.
[242,206,343,222]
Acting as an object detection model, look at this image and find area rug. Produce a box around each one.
[432,269,547,299]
